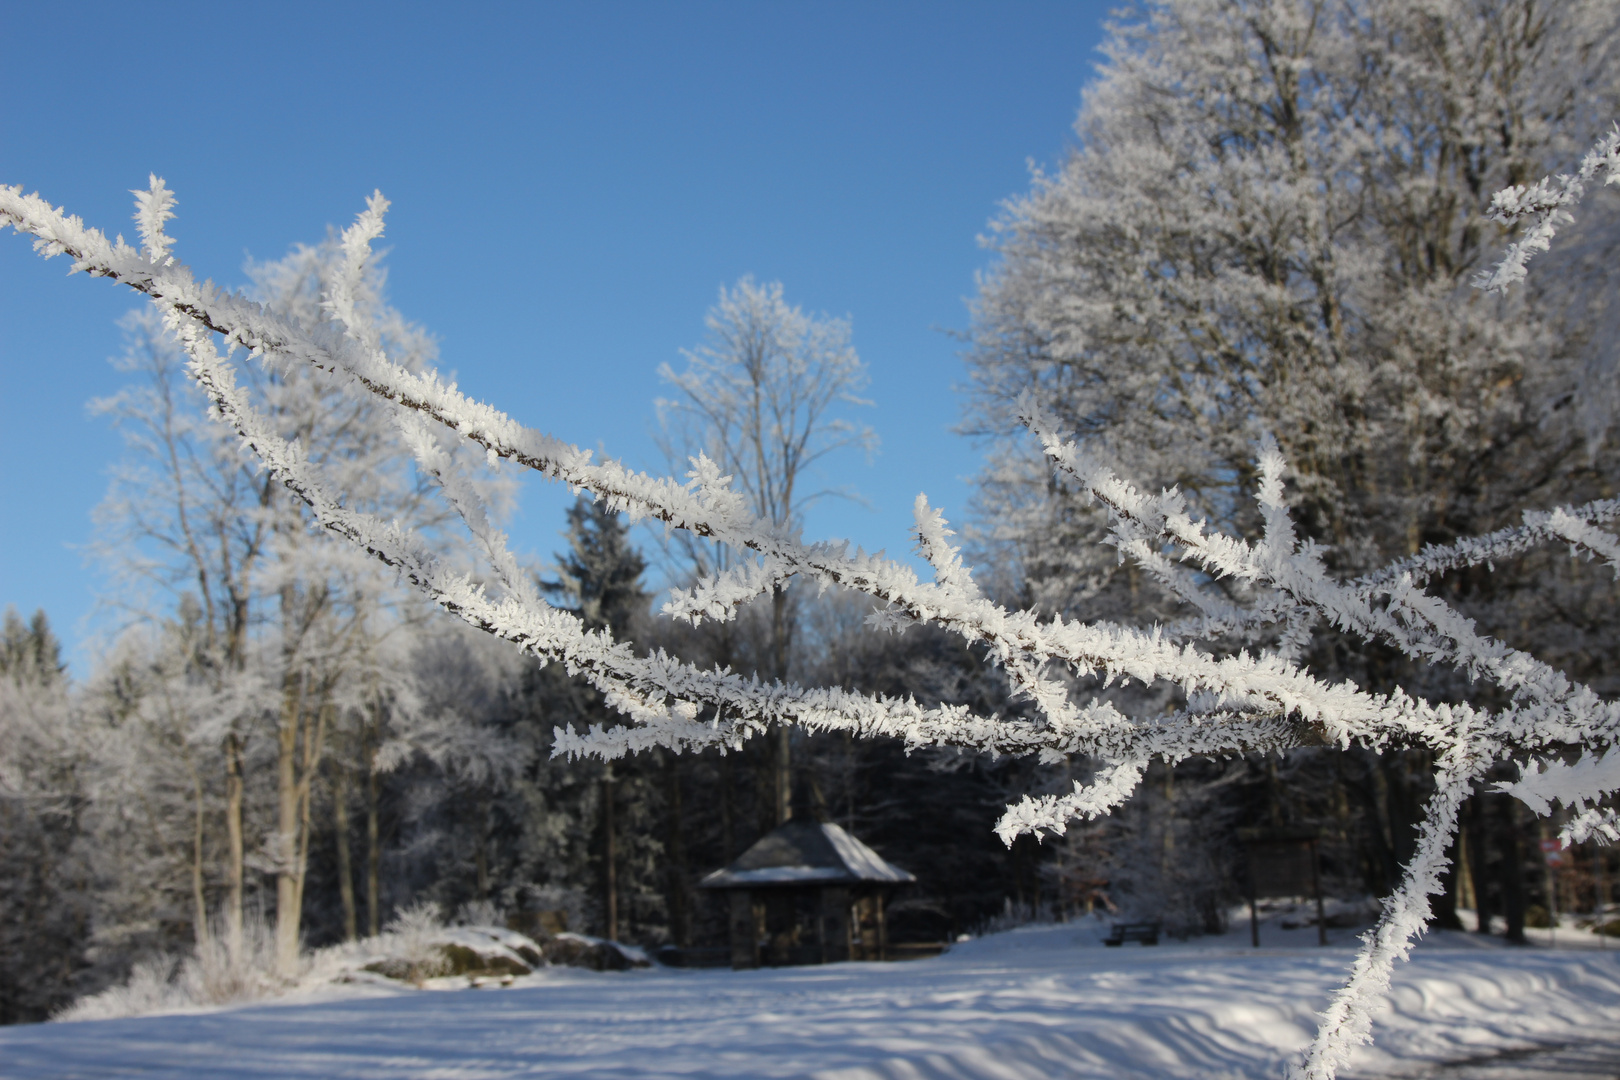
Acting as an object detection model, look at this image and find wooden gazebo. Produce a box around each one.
[699,820,915,969]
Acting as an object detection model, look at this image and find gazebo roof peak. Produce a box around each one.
[698,819,915,889]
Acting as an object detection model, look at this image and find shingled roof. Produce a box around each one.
[698,820,915,889]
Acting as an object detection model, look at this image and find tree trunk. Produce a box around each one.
[756,740,776,839]
[719,750,735,863]
[1381,752,1424,871]
[474,794,491,899]
[1498,793,1527,944]
[1351,750,1396,896]
[224,732,245,957]
[189,758,209,947]
[772,586,791,825]
[1538,818,1559,926]
[1465,795,1494,933]
[1431,834,1464,930]
[1456,822,1476,913]
[1160,762,1176,879]
[274,667,304,975]
[333,765,357,942]
[775,725,792,825]
[287,693,333,953]
[365,713,381,938]
[663,751,690,947]
[602,770,618,941]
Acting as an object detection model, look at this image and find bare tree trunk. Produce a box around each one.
[1465,795,1495,934]
[1160,762,1176,879]
[333,765,357,942]
[224,732,245,956]
[474,794,491,899]
[1456,824,1476,913]
[719,750,735,863]
[274,667,305,975]
[1431,834,1464,930]
[1499,794,1528,944]
[603,770,618,941]
[365,711,381,937]
[772,586,791,825]
[1539,818,1559,927]
[188,758,209,947]
[774,725,792,825]
[844,731,855,834]
[663,751,690,947]
[288,693,332,948]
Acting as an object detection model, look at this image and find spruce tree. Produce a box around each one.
[539,497,665,942]
[0,608,64,686]
[546,497,648,637]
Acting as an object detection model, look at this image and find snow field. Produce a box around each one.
[4,921,1619,1079]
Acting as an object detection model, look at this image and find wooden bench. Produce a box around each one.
[1103,921,1160,946]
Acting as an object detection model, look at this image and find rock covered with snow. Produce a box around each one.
[542,933,650,971]
[359,924,544,985]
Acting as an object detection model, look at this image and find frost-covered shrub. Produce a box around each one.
[57,914,283,1021]
[454,899,503,929]
[367,901,452,981]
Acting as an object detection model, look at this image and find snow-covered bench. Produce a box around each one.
[1103,921,1160,947]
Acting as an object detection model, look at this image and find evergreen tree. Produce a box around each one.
[0,608,87,1022]
[538,497,663,942]
[546,497,649,637]
[0,607,64,686]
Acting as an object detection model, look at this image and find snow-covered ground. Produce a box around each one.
[5,917,1620,1079]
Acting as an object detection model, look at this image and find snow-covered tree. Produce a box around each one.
[659,277,875,824]
[542,496,655,941]
[86,222,480,973]
[962,0,1620,960]
[968,0,1618,604]
[7,113,1620,1076]
[0,609,89,1022]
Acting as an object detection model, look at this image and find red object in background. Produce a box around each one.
[1540,838,1568,867]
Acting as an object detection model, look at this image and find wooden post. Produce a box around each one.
[815,887,826,964]
[729,890,759,969]
[877,891,887,962]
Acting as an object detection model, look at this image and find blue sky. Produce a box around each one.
[0,1,1110,673]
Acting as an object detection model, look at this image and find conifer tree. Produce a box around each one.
[547,497,649,639]
[0,608,85,1022]
[0,608,65,686]
[543,497,657,941]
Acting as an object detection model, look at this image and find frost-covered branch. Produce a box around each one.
[1362,497,1620,588]
[0,181,1447,758]
[1295,741,1479,1080]
[1472,125,1620,293]
[994,757,1146,845]
[8,172,1620,1080]
[1495,751,1620,826]
[1019,395,1620,755]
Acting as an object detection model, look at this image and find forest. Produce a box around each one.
[4,4,1620,1077]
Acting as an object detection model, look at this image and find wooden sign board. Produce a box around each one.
[1238,827,1325,948]
[1250,840,1317,897]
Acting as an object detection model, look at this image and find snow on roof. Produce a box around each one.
[699,820,915,889]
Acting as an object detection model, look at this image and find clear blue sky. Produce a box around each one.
[0,1,1110,673]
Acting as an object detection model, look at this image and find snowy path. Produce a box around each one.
[4,925,1620,1079]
